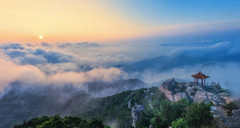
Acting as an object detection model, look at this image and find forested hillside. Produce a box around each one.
[14,87,218,128]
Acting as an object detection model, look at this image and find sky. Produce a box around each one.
[1,1,240,127]
[0,0,240,43]
[0,0,239,94]
[0,0,240,97]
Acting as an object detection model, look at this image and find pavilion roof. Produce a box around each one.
[191,71,209,79]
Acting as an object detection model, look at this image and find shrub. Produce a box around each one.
[219,89,231,94]
[150,99,190,127]
[222,102,239,116]
[150,116,168,128]
[172,118,188,128]
[159,99,189,125]
[14,115,108,128]
[190,87,198,96]
[222,102,239,111]
[184,102,213,127]
[88,119,105,128]
[226,110,233,116]
[37,115,68,128]
[193,87,198,92]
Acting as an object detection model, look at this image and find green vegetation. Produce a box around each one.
[222,102,239,111]
[171,118,188,128]
[150,99,190,126]
[190,87,198,96]
[135,98,215,128]
[12,87,217,128]
[219,88,231,94]
[184,102,213,127]
[222,102,239,116]
[69,87,164,128]
[13,115,110,128]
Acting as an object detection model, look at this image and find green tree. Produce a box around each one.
[151,99,190,126]
[88,119,105,128]
[37,115,68,128]
[184,102,213,127]
[172,118,188,128]
[150,116,168,128]
[14,115,109,128]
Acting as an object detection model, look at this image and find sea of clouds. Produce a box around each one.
[0,40,240,128]
[0,40,240,97]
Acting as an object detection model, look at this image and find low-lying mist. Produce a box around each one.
[0,41,240,127]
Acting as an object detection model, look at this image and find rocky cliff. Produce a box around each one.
[131,104,144,128]
[160,78,240,128]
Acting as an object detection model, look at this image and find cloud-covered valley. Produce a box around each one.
[0,40,240,128]
[0,41,240,96]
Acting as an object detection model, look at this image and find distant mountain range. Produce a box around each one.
[115,56,218,73]
[0,78,149,128]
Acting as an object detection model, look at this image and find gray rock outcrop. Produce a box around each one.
[159,78,179,102]
[131,105,144,128]
[159,78,240,128]
[211,106,240,128]
[159,78,232,105]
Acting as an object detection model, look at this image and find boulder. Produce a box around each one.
[159,78,178,102]
[206,84,222,93]
[186,86,194,96]
[218,92,229,97]
[178,82,186,89]
[224,97,235,104]
[174,92,189,102]
[161,78,178,91]
[159,78,233,106]
[207,92,221,105]
[160,86,175,102]
[193,91,208,103]
[159,78,240,128]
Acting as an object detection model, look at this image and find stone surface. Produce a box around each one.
[193,91,208,103]
[211,106,240,128]
[159,78,231,105]
[174,92,189,102]
[160,85,175,102]
[186,86,194,95]
[161,78,178,91]
[131,105,144,128]
[159,78,240,128]
[224,97,235,104]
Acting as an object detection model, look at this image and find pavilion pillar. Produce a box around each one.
[201,79,203,86]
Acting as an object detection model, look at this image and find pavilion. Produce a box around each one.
[191,71,209,86]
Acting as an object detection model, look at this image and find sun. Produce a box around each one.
[38,35,43,40]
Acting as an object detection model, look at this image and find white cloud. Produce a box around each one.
[0,56,126,91]
[0,42,240,97]
[137,63,240,97]
[0,57,45,90]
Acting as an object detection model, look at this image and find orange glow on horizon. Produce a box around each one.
[0,0,158,43]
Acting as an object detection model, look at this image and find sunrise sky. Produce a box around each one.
[0,0,240,43]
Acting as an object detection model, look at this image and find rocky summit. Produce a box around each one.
[160,78,240,128]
